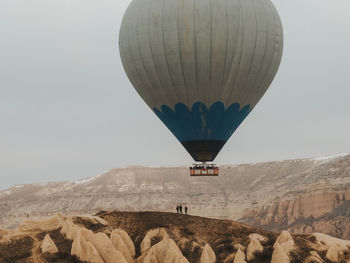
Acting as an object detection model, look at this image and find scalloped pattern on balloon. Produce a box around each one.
[153,101,251,142]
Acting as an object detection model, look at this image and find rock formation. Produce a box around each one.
[199,244,216,263]
[271,243,290,263]
[233,243,245,252]
[274,231,295,253]
[2,153,350,240]
[142,238,189,263]
[40,234,58,254]
[140,227,169,254]
[270,231,295,263]
[89,232,128,263]
[246,238,263,260]
[1,211,350,263]
[71,230,104,263]
[61,218,80,240]
[233,248,246,263]
[110,229,135,263]
[19,214,65,232]
[313,233,350,262]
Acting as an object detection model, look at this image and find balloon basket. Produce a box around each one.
[190,163,219,176]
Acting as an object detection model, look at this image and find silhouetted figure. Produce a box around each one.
[185,206,188,215]
[179,205,183,214]
[176,205,179,213]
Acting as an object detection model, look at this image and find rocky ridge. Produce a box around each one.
[1,153,350,239]
[1,211,350,263]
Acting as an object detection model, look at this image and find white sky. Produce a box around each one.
[0,0,350,189]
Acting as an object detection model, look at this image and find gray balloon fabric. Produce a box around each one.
[119,0,283,162]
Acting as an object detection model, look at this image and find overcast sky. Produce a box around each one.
[0,0,350,189]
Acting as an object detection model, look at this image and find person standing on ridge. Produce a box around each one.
[179,205,182,214]
[185,206,188,215]
[176,205,179,213]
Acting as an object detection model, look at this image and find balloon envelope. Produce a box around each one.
[119,0,283,162]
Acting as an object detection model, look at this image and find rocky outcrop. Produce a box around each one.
[199,244,216,263]
[71,230,104,263]
[143,238,189,263]
[246,192,350,225]
[233,248,246,263]
[19,214,66,233]
[140,228,169,254]
[40,234,58,254]
[233,243,245,252]
[89,232,128,263]
[271,231,295,263]
[238,155,350,240]
[110,229,135,263]
[274,231,295,255]
[246,233,266,260]
[313,233,350,262]
[271,243,290,263]
[246,238,263,260]
[61,218,81,240]
[3,211,350,263]
[2,153,350,237]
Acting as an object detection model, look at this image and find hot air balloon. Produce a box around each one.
[119,0,283,175]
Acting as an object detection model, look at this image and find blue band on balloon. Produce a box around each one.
[153,101,251,142]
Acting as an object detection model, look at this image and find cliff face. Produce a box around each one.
[1,153,350,238]
[240,192,350,239]
[236,154,350,239]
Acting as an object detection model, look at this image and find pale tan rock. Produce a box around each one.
[274,230,295,255]
[61,219,80,240]
[19,214,65,232]
[313,232,350,262]
[199,244,216,263]
[280,240,295,255]
[143,238,189,263]
[248,233,267,243]
[313,232,350,248]
[89,232,128,263]
[140,227,169,254]
[246,239,263,260]
[233,243,245,252]
[274,231,294,247]
[71,230,104,263]
[110,230,134,263]
[80,228,95,241]
[271,243,290,263]
[233,248,246,263]
[326,244,344,262]
[41,234,58,254]
[111,229,135,258]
